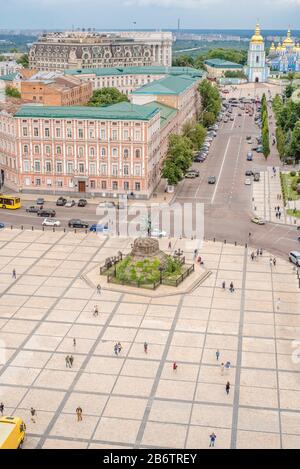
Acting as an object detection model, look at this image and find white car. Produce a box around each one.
[65,199,75,207]
[42,218,61,227]
[244,178,252,185]
[151,228,167,238]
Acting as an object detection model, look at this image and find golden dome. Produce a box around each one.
[276,42,282,51]
[283,29,295,46]
[295,43,300,51]
[270,42,276,52]
[251,23,264,44]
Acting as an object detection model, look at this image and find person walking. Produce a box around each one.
[69,355,74,368]
[273,258,277,267]
[144,342,148,354]
[251,252,255,261]
[65,355,70,368]
[0,402,4,416]
[117,342,122,354]
[226,382,231,395]
[96,284,101,295]
[173,362,178,372]
[12,269,16,279]
[73,338,76,348]
[216,350,220,361]
[220,363,225,374]
[209,432,217,448]
[76,407,83,422]
[93,305,99,316]
[229,282,234,293]
[168,241,172,250]
[222,281,226,290]
[114,344,119,356]
[30,407,36,423]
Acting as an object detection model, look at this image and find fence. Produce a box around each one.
[100,252,123,275]
[162,264,195,287]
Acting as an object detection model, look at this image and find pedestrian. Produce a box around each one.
[229,282,234,293]
[276,298,281,311]
[144,342,148,353]
[76,406,83,422]
[273,258,277,267]
[209,432,217,448]
[173,362,178,372]
[30,407,36,423]
[226,382,231,395]
[93,305,99,316]
[12,269,16,279]
[256,249,259,257]
[251,252,255,261]
[117,342,122,354]
[216,349,220,361]
[96,284,101,295]
[0,402,4,416]
[220,363,225,374]
[69,355,74,368]
[73,338,76,348]
[193,249,198,261]
[65,355,70,368]
[168,241,172,249]
[269,258,273,268]
[279,212,281,220]
[260,249,263,256]
[114,344,118,355]
[222,281,226,289]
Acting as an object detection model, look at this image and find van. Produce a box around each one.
[0,416,26,449]
[289,251,300,267]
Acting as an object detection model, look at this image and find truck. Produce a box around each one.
[0,416,26,449]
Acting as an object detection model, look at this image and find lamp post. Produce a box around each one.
[158,265,164,285]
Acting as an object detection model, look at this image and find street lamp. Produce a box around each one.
[158,265,164,284]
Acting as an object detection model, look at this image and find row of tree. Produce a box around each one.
[272,93,300,163]
[162,79,221,186]
[172,48,248,70]
[261,94,270,159]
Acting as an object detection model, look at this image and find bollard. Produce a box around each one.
[213,237,215,242]
[10,225,13,230]
[235,241,237,246]
[53,227,55,232]
[74,229,77,234]
[21,225,23,230]
[224,240,227,244]
[32,226,34,231]
[64,228,66,233]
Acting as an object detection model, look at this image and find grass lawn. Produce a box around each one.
[281,173,300,201]
[287,209,300,219]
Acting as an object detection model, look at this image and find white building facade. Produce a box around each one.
[245,24,269,83]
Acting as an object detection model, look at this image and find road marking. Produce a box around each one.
[211,137,231,205]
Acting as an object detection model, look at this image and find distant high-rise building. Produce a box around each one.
[29,31,173,71]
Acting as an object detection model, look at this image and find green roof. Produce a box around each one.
[142,102,177,128]
[204,59,242,69]
[132,75,199,96]
[65,66,204,78]
[14,102,159,121]
[0,73,18,81]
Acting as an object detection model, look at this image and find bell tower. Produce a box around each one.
[245,24,269,83]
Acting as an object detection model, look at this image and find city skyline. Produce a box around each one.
[1,0,300,30]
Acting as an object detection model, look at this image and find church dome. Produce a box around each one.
[283,29,295,47]
[269,42,276,53]
[251,24,264,44]
[276,42,283,52]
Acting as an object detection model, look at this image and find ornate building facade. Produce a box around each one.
[29,31,173,71]
[268,30,300,73]
[245,24,269,83]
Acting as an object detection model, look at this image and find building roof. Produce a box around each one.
[65,65,204,78]
[142,102,177,128]
[0,73,18,82]
[204,59,242,69]
[14,101,160,121]
[132,74,199,96]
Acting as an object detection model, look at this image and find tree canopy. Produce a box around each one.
[198,79,221,126]
[16,54,29,68]
[87,87,129,107]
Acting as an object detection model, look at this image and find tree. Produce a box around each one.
[285,83,294,99]
[162,134,193,186]
[182,120,206,150]
[198,79,221,126]
[87,87,129,106]
[276,126,286,159]
[16,54,29,68]
[172,55,194,67]
[272,94,283,119]
[287,121,300,162]
[5,86,21,98]
[224,70,247,79]
[202,111,216,128]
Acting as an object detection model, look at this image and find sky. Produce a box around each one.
[1,0,300,30]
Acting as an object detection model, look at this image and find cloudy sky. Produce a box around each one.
[1,0,300,30]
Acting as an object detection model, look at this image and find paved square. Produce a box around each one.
[0,229,300,449]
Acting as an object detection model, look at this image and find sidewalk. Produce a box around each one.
[252,167,299,226]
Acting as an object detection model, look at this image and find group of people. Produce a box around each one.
[65,355,74,368]
[250,248,263,261]
[222,281,235,293]
[275,206,282,220]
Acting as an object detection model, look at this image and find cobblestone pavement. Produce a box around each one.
[0,229,300,449]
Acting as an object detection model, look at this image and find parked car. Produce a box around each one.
[251,217,266,225]
[78,198,87,207]
[68,219,89,228]
[151,228,167,238]
[208,176,216,185]
[0,222,5,229]
[56,197,67,206]
[37,208,56,218]
[36,198,45,205]
[289,251,300,267]
[89,223,109,233]
[42,218,61,227]
[245,178,252,185]
[185,170,199,178]
[254,173,260,182]
[26,205,41,213]
[194,155,206,163]
[245,170,253,177]
[247,152,253,161]
[65,199,76,208]
[98,201,116,209]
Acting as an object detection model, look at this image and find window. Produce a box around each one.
[34,145,40,155]
[112,130,117,141]
[44,128,50,138]
[67,146,73,156]
[123,164,129,176]
[134,164,141,177]
[89,128,95,139]
[124,129,129,140]
[100,164,107,175]
[134,130,141,141]
[101,147,106,157]
[78,147,84,157]
[78,128,84,139]
[90,180,96,189]
[135,149,141,158]
[89,162,96,175]
[23,145,29,155]
[123,148,129,158]
[124,181,129,190]
[45,161,52,173]
[35,178,41,186]
[89,147,95,157]
[45,145,51,155]
[23,160,30,172]
[100,129,106,140]
[112,181,118,190]
[112,164,118,176]
[79,163,85,174]
[34,160,41,172]
[56,162,63,173]
[67,128,72,138]
[33,127,39,137]
[256,56,259,63]
[67,161,73,174]
[101,180,107,189]
[56,145,62,155]
[22,127,28,137]
[55,128,61,138]
[112,148,118,158]
[135,182,141,191]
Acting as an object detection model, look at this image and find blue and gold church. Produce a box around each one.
[268,29,300,73]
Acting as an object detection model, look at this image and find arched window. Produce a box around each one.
[90,147,95,157]
[23,145,28,155]
[135,149,141,158]
[101,147,106,157]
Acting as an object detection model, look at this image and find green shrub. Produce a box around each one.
[290,171,297,177]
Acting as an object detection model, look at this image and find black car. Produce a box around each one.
[78,199,87,207]
[56,197,67,206]
[245,170,253,177]
[36,198,45,205]
[68,219,89,228]
[37,208,56,217]
[26,205,42,213]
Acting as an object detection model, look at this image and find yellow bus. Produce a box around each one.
[0,196,21,210]
[0,416,26,449]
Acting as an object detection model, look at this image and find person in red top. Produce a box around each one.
[173,362,178,371]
